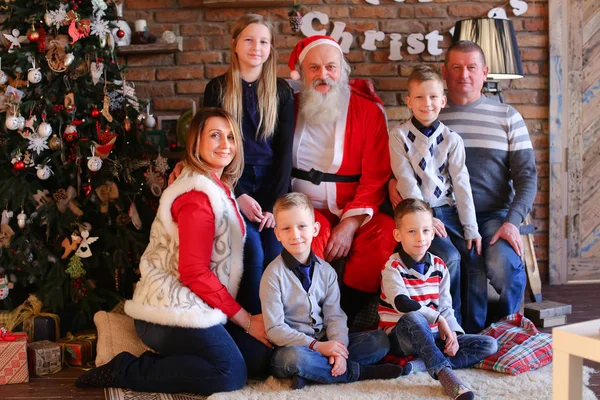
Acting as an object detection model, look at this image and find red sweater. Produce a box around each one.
[171,176,245,319]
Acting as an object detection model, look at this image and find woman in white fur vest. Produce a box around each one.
[76,108,273,395]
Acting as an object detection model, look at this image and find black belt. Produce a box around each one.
[292,168,361,185]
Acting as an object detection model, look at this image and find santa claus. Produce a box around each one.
[288,36,396,321]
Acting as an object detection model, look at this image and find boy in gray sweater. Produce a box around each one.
[260,193,404,389]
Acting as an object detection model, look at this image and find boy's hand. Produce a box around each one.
[438,316,458,357]
[329,355,347,376]
[238,194,264,223]
[314,340,349,359]
[258,212,275,232]
[388,179,403,208]
[466,238,482,255]
[168,161,185,185]
[433,218,447,238]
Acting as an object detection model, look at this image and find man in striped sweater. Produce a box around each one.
[435,41,537,333]
[380,199,497,400]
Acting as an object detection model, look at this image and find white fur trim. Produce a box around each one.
[124,300,227,329]
[299,39,344,64]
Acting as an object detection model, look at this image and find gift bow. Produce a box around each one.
[62,331,97,342]
[0,330,18,341]
[5,294,60,341]
[95,182,121,213]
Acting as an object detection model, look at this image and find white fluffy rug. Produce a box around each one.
[106,365,598,400]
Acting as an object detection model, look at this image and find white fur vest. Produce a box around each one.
[124,172,245,328]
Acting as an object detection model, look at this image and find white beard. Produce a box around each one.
[299,77,351,125]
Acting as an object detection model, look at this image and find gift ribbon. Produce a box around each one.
[3,294,60,341]
[0,330,18,341]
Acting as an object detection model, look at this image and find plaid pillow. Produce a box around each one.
[475,312,552,375]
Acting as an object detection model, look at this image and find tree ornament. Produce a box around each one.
[90,107,100,118]
[87,146,103,172]
[65,255,86,279]
[13,160,25,171]
[144,113,156,128]
[75,230,98,258]
[16,115,25,131]
[5,115,19,130]
[123,115,132,132]
[48,134,62,150]
[288,3,303,33]
[63,124,78,142]
[63,53,75,67]
[116,29,125,38]
[27,61,42,85]
[112,2,132,46]
[0,210,15,249]
[37,121,53,139]
[17,209,26,229]
[36,164,53,180]
[0,274,14,300]
[3,29,26,52]
[27,25,40,42]
[0,58,8,85]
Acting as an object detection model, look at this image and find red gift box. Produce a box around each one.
[0,331,29,385]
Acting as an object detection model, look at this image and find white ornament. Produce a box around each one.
[0,71,7,85]
[5,115,19,130]
[91,61,104,85]
[3,29,26,52]
[1,210,13,225]
[63,53,75,67]
[154,154,169,174]
[27,136,49,154]
[28,68,42,84]
[0,276,14,300]
[75,229,99,258]
[17,210,26,229]
[37,121,53,138]
[144,114,156,129]
[112,3,132,46]
[45,4,68,29]
[36,165,52,180]
[16,115,25,130]
[87,145,103,171]
[162,30,177,44]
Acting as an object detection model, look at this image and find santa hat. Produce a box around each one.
[288,35,344,80]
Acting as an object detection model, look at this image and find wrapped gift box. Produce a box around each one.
[58,333,97,367]
[27,340,62,376]
[21,314,60,342]
[0,332,29,385]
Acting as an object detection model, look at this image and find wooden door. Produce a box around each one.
[550,0,600,283]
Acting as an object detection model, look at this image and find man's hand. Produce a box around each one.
[437,316,458,357]
[258,211,275,232]
[168,161,185,185]
[329,355,347,377]
[466,237,482,256]
[324,215,364,262]
[490,222,523,257]
[388,179,403,208]
[238,194,264,223]
[433,217,447,238]
[314,340,349,359]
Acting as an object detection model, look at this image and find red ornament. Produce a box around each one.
[116,29,125,38]
[72,119,85,126]
[90,108,100,118]
[14,161,25,171]
[83,184,92,196]
[28,30,40,42]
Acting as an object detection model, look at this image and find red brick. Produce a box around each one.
[353,63,398,77]
[204,9,251,22]
[177,51,223,65]
[374,78,407,91]
[344,51,366,63]
[344,21,379,32]
[126,0,175,9]
[126,68,156,81]
[530,134,549,149]
[135,82,175,98]
[183,37,208,51]
[520,48,548,61]
[156,67,204,81]
[511,77,548,90]
[380,20,426,33]
[519,35,549,48]
[414,7,448,18]
[385,106,411,122]
[537,164,549,178]
[378,92,399,106]
[155,10,201,23]
[448,5,491,17]
[330,7,350,18]
[177,81,208,95]
[205,65,229,79]
[350,6,397,18]
[154,97,196,111]
[125,54,175,67]
[515,105,549,119]
[521,19,548,32]
[503,90,540,105]
[181,24,225,36]
[397,8,415,18]
[274,36,302,50]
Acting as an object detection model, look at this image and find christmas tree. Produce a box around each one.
[0,0,166,331]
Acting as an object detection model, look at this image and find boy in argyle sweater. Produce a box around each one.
[379,199,497,400]
[388,65,484,331]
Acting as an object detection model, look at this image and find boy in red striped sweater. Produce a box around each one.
[379,199,497,400]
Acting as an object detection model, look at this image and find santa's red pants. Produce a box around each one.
[312,209,397,293]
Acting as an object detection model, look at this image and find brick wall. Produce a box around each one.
[122,0,550,282]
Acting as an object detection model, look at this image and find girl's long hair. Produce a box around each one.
[185,108,244,188]
[223,14,278,141]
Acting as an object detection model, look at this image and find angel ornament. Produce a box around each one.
[75,229,98,258]
[3,29,26,52]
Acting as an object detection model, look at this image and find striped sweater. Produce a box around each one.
[438,95,537,227]
[378,251,463,335]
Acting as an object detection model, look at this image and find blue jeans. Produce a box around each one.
[270,330,390,384]
[388,312,497,379]
[236,165,283,315]
[428,205,486,332]
[116,320,272,395]
[477,210,527,323]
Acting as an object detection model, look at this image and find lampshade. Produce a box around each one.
[452,18,524,80]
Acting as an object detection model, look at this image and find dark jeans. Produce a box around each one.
[116,320,272,395]
[236,165,282,315]
[388,312,497,379]
[270,330,390,383]
[428,205,486,333]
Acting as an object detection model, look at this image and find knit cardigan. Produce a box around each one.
[124,171,245,329]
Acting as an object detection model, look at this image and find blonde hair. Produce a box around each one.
[184,108,244,188]
[222,14,278,141]
[393,198,433,227]
[407,65,444,95]
[273,192,315,219]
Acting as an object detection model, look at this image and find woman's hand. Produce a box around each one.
[258,212,275,232]
[168,161,185,185]
[388,179,403,209]
[248,314,273,348]
[238,194,264,223]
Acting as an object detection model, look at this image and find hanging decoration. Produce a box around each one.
[17,209,26,229]
[87,145,103,172]
[288,2,303,33]
[36,164,53,180]
[74,230,98,258]
[65,255,86,279]
[61,233,82,259]
[3,29,26,52]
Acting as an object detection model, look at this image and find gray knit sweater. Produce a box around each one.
[439,95,537,226]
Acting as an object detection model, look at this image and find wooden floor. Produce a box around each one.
[3,283,600,399]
